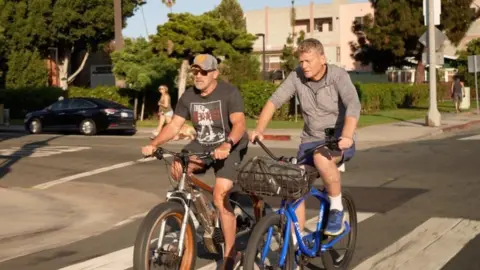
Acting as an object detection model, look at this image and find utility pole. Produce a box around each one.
[426,0,441,127]
[256,33,266,80]
[114,0,124,51]
[114,0,125,88]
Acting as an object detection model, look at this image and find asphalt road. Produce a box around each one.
[0,127,479,270]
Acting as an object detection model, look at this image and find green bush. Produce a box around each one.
[0,87,63,118]
[67,86,133,108]
[0,86,135,119]
[238,80,289,120]
[355,83,429,113]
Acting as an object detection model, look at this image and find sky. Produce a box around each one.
[122,0,368,38]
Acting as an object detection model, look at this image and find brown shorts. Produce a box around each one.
[183,140,248,181]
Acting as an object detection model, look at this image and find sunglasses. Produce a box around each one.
[190,69,211,76]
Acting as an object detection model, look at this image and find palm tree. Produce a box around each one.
[162,0,175,13]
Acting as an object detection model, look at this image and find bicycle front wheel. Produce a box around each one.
[243,212,295,270]
[321,190,358,269]
[133,201,197,270]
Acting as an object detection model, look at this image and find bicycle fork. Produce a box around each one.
[156,172,193,258]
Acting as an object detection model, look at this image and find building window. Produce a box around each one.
[295,19,310,33]
[354,16,364,32]
[354,16,364,25]
[336,47,340,63]
[314,18,333,32]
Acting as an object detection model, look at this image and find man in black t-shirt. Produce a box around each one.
[142,54,247,269]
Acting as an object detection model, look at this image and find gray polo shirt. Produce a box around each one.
[269,64,361,143]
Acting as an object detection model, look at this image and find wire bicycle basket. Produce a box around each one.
[236,156,318,200]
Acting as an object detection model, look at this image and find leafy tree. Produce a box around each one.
[281,30,305,75]
[0,19,6,87]
[151,13,256,99]
[219,54,261,87]
[6,49,48,89]
[206,0,246,31]
[0,0,141,90]
[351,0,480,83]
[111,37,177,120]
[453,38,480,89]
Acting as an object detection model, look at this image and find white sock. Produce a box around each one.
[329,194,343,211]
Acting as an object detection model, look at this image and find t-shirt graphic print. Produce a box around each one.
[174,80,249,149]
[191,101,226,145]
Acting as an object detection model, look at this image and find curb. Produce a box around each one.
[441,119,480,133]
[263,134,292,141]
[260,118,480,142]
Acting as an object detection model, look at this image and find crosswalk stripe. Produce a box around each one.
[352,217,480,270]
[458,134,480,140]
[58,212,376,270]
[198,211,377,270]
[58,247,133,270]
[0,146,90,158]
[401,219,480,270]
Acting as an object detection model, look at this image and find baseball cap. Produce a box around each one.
[191,54,218,71]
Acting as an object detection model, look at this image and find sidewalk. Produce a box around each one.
[136,111,480,142]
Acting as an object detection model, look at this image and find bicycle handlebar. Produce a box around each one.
[145,147,213,161]
[252,131,341,164]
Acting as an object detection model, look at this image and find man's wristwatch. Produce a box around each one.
[226,137,235,148]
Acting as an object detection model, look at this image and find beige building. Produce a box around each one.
[245,0,374,72]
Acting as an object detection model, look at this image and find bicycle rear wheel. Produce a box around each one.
[133,201,197,270]
[243,212,295,270]
[321,190,357,270]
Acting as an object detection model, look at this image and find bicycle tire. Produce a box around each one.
[321,190,357,270]
[133,201,197,270]
[243,212,295,270]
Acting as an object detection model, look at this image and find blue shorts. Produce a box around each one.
[296,139,355,167]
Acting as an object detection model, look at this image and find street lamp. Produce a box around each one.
[256,33,266,80]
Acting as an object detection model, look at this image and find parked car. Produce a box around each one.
[24,97,136,135]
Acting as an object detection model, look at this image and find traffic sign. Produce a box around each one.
[423,0,441,26]
[418,27,447,51]
[422,52,444,65]
[468,55,480,73]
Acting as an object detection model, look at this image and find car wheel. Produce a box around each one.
[80,119,97,136]
[28,118,42,134]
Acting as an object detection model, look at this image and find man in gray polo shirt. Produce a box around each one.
[250,38,361,236]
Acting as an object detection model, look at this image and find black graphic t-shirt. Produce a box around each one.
[175,81,248,149]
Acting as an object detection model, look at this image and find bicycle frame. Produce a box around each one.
[152,147,266,258]
[249,131,352,268]
[157,154,195,258]
[265,187,351,267]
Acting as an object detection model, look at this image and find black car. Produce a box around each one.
[24,97,136,135]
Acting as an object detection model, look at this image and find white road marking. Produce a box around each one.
[191,212,376,270]
[458,134,480,140]
[33,156,164,189]
[353,217,480,270]
[0,146,90,158]
[113,212,148,228]
[58,247,134,270]
[58,212,377,270]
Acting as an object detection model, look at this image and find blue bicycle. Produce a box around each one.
[238,129,357,269]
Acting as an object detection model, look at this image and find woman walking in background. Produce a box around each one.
[151,85,173,139]
[451,76,465,114]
